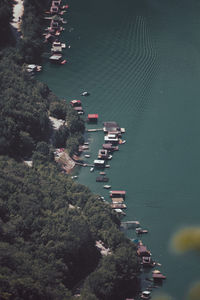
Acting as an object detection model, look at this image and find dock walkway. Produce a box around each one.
[75,162,94,167]
[87,128,103,132]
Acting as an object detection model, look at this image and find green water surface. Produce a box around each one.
[38,0,200,298]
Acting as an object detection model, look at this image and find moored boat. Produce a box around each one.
[103,185,111,189]
[136,228,148,234]
[81,91,90,96]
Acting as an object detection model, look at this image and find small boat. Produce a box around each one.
[90,167,94,172]
[84,142,89,145]
[114,208,126,216]
[140,290,151,299]
[81,91,90,96]
[105,165,110,168]
[96,177,109,182]
[107,155,112,160]
[68,45,71,48]
[103,185,111,189]
[84,154,90,158]
[136,228,148,234]
[61,59,67,65]
[71,175,78,179]
[99,172,106,175]
[119,139,126,144]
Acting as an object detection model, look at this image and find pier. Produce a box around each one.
[75,162,94,167]
[87,128,103,132]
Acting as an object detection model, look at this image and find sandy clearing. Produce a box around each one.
[11,0,24,31]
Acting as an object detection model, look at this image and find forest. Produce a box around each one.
[0,1,140,299]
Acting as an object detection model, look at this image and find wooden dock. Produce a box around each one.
[87,128,103,132]
[75,162,94,167]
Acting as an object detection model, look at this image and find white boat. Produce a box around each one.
[84,154,90,158]
[141,291,151,299]
[107,155,112,160]
[71,175,78,179]
[84,142,89,145]
[114,208,126,216]
[103,185,111,189]
[119,139,126,144]
[90,167,94,172]
[81,91,90,96]
[105,165,110,168]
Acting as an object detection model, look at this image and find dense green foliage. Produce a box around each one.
[0,0,14,47]
[50,101,85,155]
[0,157,139,300]
[0,56,85,158]
[20,0,50,62]
[0,57,50,158]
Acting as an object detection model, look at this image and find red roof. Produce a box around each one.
[88,114,99,119]
[110,191,126,195]
[88,114,98,119]
[70,100,81,104]
[152,273,166,278]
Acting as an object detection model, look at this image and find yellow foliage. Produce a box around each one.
[188,281,200,300]
[152,294,173,300]
[171,227,200,253]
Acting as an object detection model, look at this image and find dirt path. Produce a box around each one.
[11,0,24,31]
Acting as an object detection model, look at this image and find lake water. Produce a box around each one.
[38,0,200,298]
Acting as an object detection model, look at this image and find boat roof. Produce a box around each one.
[94,159,105,164]
[99,149,108,154]
[103,121,119,127]
[110,190,126,195]
[152,273,166,279]
[88,114,98,119]
[138,244,148,251]
[111,197,124,203]
[27,64,37,69]
[73,106,83,111]
[104,136,118,141]
[102,143,116,149]
[70,100,81,104]
[142,291,151,295]
[50,54,62,59]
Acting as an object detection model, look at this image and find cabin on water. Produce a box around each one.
[109,190,126,198]
[88,114,98,122]
[152,272,166,283]
[94,159,105,167]
[110,203,127,209]
[103,121,120,133]
[96,177,109,182]
[52,0,61,6]
[137,245,151,257]
[102,143,119,152]
[70,100,82,107]
[98,149,109,159]
[49,54,62,63]
[73,107,83,114]
[50,5,59,14]
[111,197,124,203]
